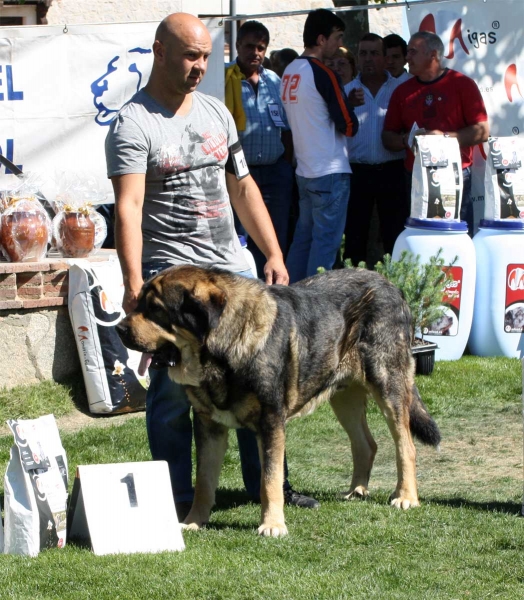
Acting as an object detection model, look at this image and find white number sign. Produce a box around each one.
[67,461,184,555]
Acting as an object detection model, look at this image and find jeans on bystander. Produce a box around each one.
[286,172,350,283]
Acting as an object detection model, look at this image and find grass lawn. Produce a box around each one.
[0,356,522,600]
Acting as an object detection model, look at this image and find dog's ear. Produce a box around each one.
[178,286,227,341]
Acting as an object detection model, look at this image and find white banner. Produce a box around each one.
[407,0,524,226]
[0,20,225,200]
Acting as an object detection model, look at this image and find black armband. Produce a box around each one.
[225,141,250,180]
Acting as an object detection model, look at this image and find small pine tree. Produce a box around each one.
[344,249,457,342]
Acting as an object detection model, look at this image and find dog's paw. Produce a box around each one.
[181,521,201,531]
[257,522,288,537]
[390,495,420,510]
[341,486,369,501]
[182,514,208,531]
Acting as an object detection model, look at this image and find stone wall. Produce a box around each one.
[43,0,404,53]
[0,306,78,389]
[235,0,334,53]
[0,251,116,389]
[368,5,403,39]
[45,0,187,24]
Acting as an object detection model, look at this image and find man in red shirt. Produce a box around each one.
[382,31,489,234]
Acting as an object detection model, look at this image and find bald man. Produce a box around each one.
[105,13,318,528]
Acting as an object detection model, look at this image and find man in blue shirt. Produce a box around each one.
[228,20,295,277]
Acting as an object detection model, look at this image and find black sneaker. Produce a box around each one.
[175,500,193,522]
[284,487,320,509]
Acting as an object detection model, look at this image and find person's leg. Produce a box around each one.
[236,427,261,500]
[344,167,375,266]
[376,160,409,256]
[285,175,314,283]
[460,167,473,236]
[146,369,194,510]
[248,158,294,277]
[307,173,351,277]
[287,175,300,254]
[262,157,294,258]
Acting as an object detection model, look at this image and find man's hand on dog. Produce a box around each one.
[263,255,289,285]
[122,284,143,314]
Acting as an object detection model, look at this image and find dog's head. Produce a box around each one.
[116,265,228,358]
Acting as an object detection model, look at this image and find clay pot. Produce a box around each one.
[0,211,49,262]
[58,211,95,258]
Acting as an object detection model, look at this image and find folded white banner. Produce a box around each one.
[0,19,225,200]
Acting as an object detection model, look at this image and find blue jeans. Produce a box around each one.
[286,172,350,283]
[247,155,294,276]
[142,264,281,503]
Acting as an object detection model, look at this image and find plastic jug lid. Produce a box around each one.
[405,217,468,231]
[238,234,247,247]
[479,219,524,230]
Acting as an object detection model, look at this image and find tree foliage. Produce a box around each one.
[344,249,457,341]
[374,250,457,339]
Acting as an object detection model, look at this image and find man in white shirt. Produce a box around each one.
[281,9,362,283]
[343,33,408,266]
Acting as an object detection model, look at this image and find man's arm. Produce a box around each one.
[111,173,146,313]
[226,172,288,285]
[383,122,490,152]
[309,58,359,137]
[424,122,490,146]
[382,129,408,152]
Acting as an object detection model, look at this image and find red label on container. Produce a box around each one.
[504,264,524,333]
[423,266,462,337]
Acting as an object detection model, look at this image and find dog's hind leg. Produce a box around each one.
[330,384,377,500]
[257,416,288,537]
[183,413,229,530]
[370,385,419,510]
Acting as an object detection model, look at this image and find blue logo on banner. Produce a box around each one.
[91,47,152,126]
[0,65,24,101]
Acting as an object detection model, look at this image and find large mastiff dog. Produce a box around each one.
[117,266,440,537]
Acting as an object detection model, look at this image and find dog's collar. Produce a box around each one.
[149,344,181,370]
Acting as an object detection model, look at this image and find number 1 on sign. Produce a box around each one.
[120,473,138,507]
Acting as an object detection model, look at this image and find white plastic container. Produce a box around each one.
[238,235,257,278]
[392,218,476,361]
[469,219,524,358]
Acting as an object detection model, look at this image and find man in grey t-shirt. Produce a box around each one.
[106,88,250,271]
[105,13,318,522]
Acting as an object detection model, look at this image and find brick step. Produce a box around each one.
[0,250,117,310]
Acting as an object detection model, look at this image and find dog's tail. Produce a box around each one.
[409,384,441,447]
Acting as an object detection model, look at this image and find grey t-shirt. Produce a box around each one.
[105,89,248,272]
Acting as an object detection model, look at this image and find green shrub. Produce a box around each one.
[345,249,457,341]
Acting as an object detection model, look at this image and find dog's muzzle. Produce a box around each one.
[116,318,181,369]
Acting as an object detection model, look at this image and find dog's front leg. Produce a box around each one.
[183,412,228,530]
[257,418,287,537]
